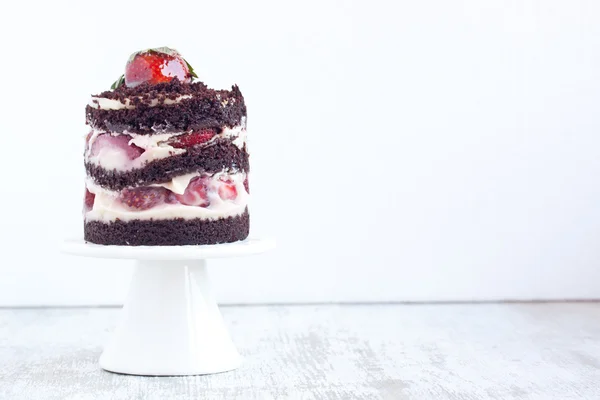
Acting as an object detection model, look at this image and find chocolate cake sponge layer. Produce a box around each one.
[87,81,246,134]
[84,209,249,246]
[86,140,249,191]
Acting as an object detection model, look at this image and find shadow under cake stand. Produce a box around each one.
[61,237,276,376]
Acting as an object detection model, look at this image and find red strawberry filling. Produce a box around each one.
[90,134,144,160]
[218,178,238,200]
[175,176,211,207]
[119,187,176,211]
[114,174,242,211]
[84,189,95,210]
[167,129,216,149]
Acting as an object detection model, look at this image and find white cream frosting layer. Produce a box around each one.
[85,125,247,171]
[85,171,248,222]
[88,95,193,110]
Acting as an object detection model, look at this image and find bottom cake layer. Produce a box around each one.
[84,209,249,246]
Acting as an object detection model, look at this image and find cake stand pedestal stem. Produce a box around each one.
[61,237,275,375]
[99,259,241,376]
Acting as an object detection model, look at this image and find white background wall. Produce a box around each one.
[0,0,599,306]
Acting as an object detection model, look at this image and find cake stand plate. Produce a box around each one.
[61,238,275,376]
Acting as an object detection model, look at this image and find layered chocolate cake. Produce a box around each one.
[83,47,249,246]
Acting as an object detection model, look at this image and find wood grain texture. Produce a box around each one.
[1,304,600,399]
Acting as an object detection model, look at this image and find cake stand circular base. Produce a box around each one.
[61,238,275,376]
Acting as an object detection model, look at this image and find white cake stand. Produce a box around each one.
[61,237,275,376]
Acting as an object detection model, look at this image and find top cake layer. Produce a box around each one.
[86,79,247,134]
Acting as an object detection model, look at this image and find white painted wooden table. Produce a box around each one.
[1,303,599,399]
